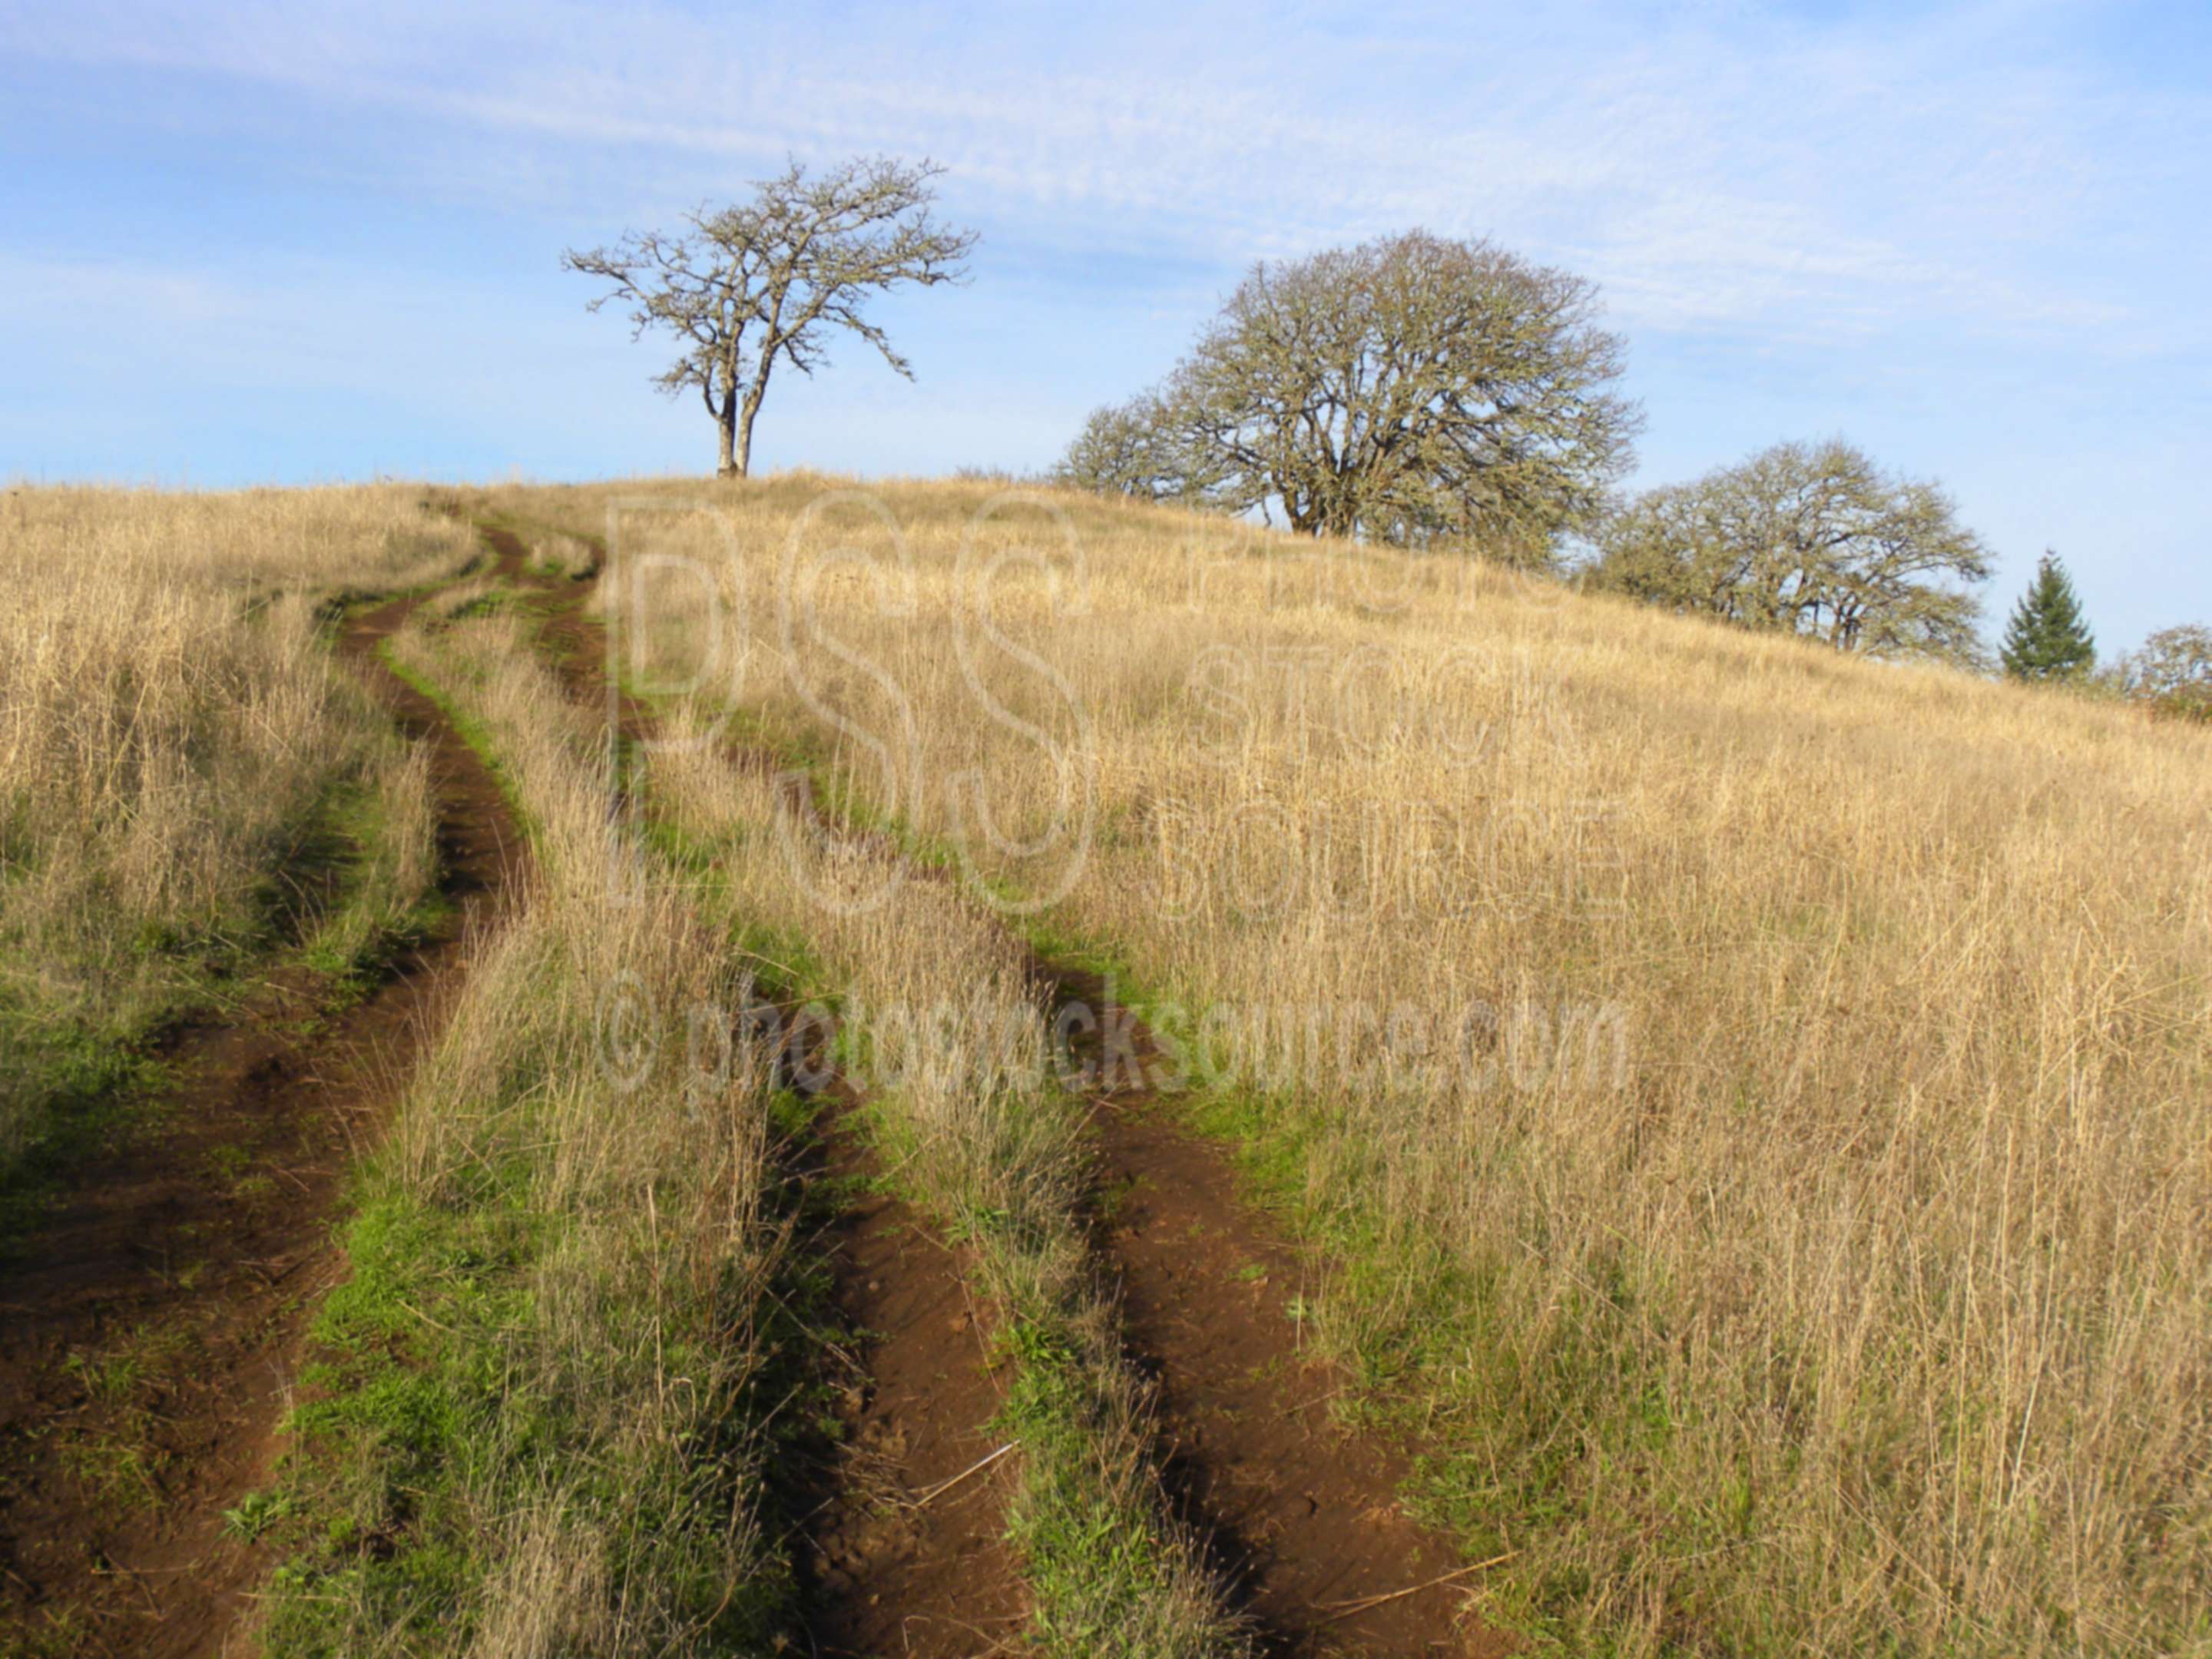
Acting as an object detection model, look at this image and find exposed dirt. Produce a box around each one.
[498,519,1030,1657]
[725,730,1508,1651]
[1045,965,1507,1657]
[747,753,1509,1649]
[0,569,526,1657]
[797,1081,1029,1659]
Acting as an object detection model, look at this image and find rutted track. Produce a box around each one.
[485,521,1030,1657]
[504,518,1499,1654]
[1048,965,1505,1656]
[0,563,527,1656]
[790,1078,1030,1657]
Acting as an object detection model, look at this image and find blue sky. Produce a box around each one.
[2,0,2207,649]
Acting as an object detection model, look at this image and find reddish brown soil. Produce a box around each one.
[799,1082,1029,1659]
[736,726,1508,1651]
[753,756,1508,1651]
[502,521,1030,1657]
[737,815,1508,1650]
[1046,965,1507,1656]
[507,512,1503,1653]
[0,573,525,1658]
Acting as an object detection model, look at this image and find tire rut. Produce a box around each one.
[486,522,1028,1657]
[747,758,1505,1649]
[1044,965,1507,1657]
[724,718,1505,1651]
[0,563,528,1659]
[742,816,1505,1653]
[796,1080,1029,1659]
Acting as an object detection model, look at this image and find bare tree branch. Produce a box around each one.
[1056,230,1637,565]
[1591,439,1993,666]
[564,155,977,477]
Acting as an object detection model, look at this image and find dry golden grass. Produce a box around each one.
[494,472,2212,1657]
[0,483,474,1178]
[260,602,793,1653]
[651,702,1247,1656]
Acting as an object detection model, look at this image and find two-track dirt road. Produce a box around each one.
[0,567,525,1658]
[2,518,1500,1658]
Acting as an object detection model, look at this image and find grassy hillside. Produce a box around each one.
[2,472,2204,1658]
[498,472,2212,1657]
[0,486,472,1188]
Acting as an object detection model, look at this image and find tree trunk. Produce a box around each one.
[716,389,738,478]
[735,395,763,481]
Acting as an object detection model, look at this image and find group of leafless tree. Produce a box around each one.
[566,154,2032,673]
[1057,233,1997,667]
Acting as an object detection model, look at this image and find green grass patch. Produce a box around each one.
[255,599,833,1657]
[371,637,535,832]
[993,1316,1220,1656]
[255,964,801,1657]
[0,766,442,1258]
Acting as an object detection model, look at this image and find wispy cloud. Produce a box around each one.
[5,0,2210,646]
[8,0,2204,349]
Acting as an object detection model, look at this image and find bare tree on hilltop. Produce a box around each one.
[1592,438,1994,665]
[1060,231,1641,565]
[565,156,977,478]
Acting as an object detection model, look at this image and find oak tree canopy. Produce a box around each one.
[1060,230,1640,565]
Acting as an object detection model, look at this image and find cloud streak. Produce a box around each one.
[9,0,2205,348]
[4,0,2209,647]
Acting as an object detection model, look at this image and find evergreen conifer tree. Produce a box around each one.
[2000,551,2096,680]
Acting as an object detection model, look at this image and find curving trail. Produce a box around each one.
[515,514,1501,1653]
[1045,962,1507,1656]
[0,561,527,1658]
[492,519,1030,1657]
